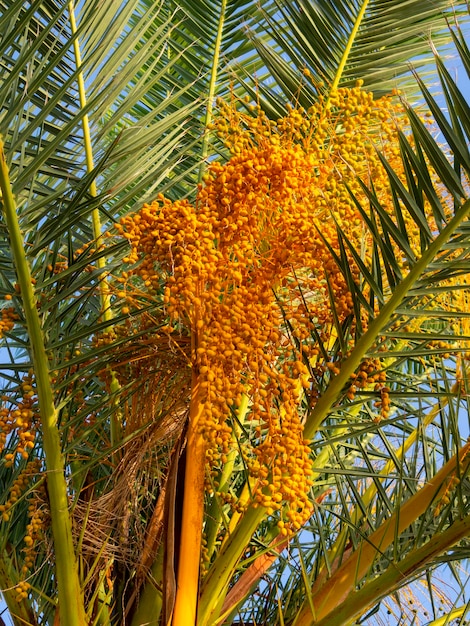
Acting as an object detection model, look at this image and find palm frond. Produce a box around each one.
[246,0,468,112]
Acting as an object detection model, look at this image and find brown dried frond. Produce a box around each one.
[73,411,185,601]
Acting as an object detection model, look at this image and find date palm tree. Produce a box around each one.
[0,1,470,625]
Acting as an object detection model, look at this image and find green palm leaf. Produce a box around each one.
[247,0,468,111]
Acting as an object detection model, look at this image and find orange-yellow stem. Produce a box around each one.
[172,377,206,625]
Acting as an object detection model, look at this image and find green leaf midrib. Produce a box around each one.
[329,0,371,93]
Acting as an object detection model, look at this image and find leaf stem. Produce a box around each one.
[68,0,122,451]
[0,140,86,625]
[329,0,371,94]
[198,504,266,626]
[198,0,227,182]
